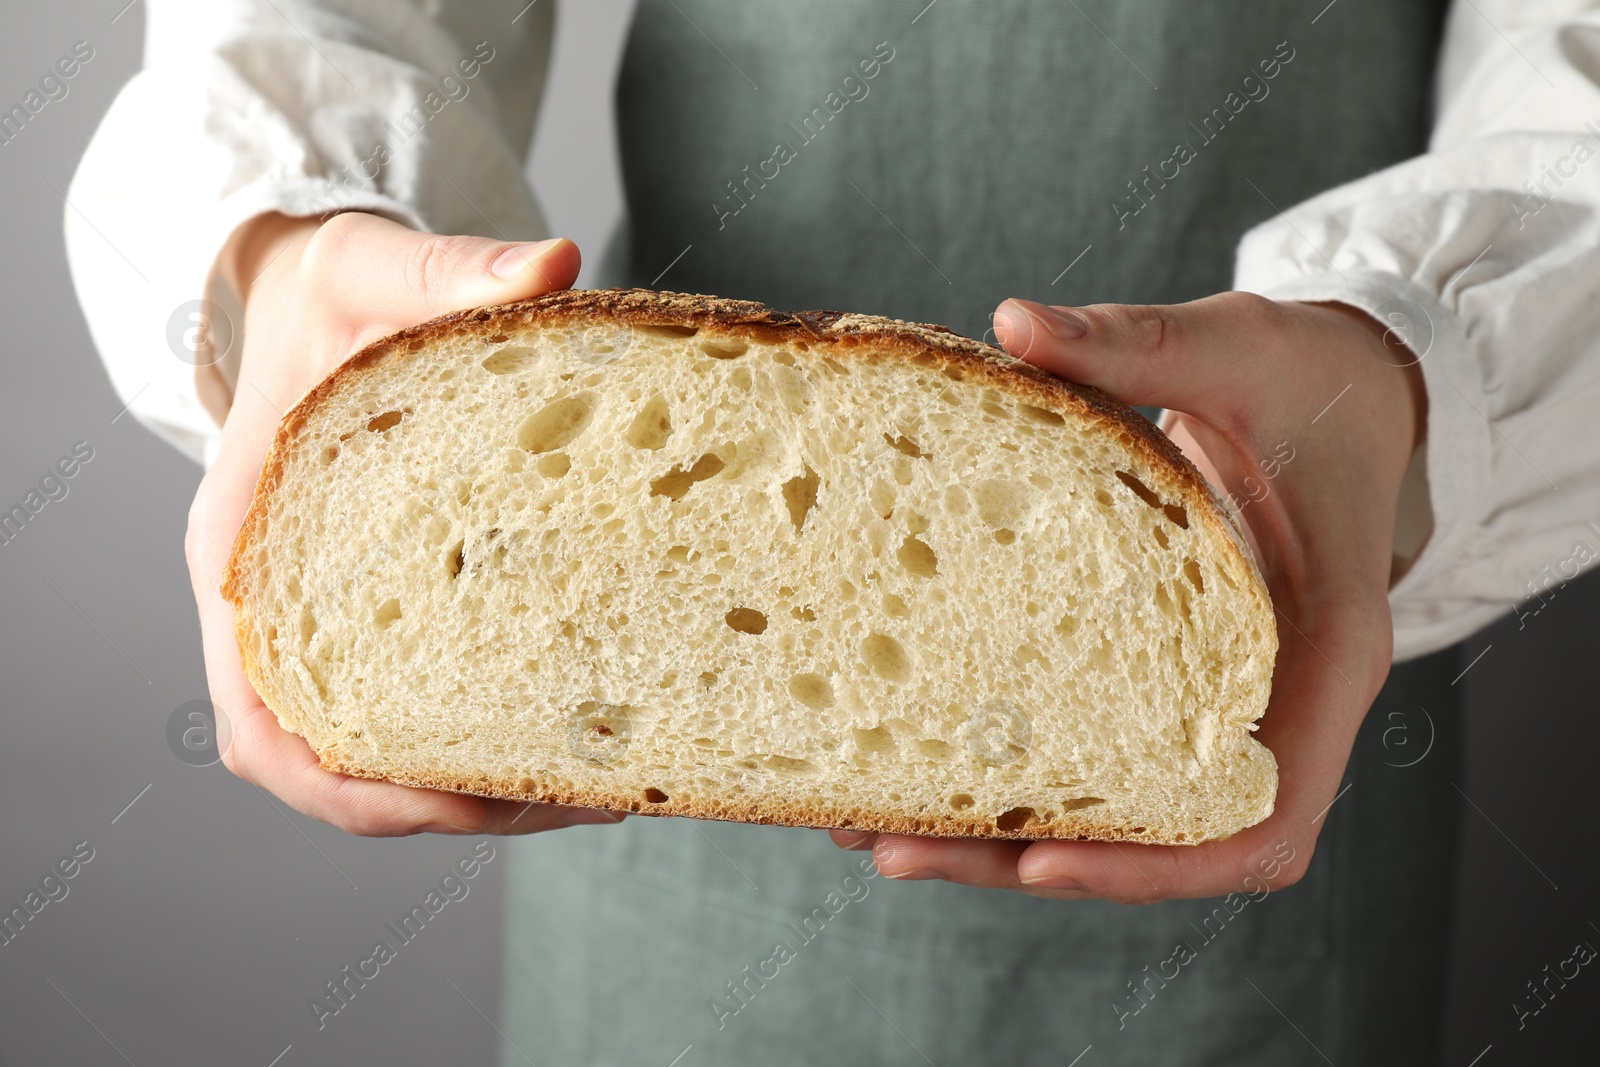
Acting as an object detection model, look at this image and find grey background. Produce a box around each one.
[0,2,1594,1064]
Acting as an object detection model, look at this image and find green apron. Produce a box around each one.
[503,3,1462,1063]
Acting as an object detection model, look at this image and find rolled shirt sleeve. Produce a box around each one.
[1233,0,1600,660]
[64,0,552,465]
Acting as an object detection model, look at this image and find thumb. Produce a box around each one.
[992,293,1274,415]
[303,212,582,323]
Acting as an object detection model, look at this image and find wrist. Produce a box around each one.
[1297,300,1432,585]
[1303,300,1428,459]
[221,212,324,313]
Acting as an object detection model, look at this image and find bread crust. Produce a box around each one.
[316,755,1254,843]
[223,288,1275,842]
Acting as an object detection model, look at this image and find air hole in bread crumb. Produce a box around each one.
[537,453,572,478]
[862,633,910,683]
[1094,488,1115,507]
[996,806,1037,833]
[651,454,726,500]
[446,541,465,578]
[761,754,817,774]
[486,333,509,343]
[781,466,820,533]
[699,671,718,687]
[518,395,594,453]
[1115,469,1163,509]
[1153,526,1170,549]
[974,478,1028,529]
[883,594,910,619]
[941,365,966,381]
[641,323,699,339]
[788,672,834,710]
[897,536,938,578]
[374,598,402,629]
[994,529,1016,545]
[482,346,536,375]
[917,739,953,759]
[949,793,975,811]
[853,725,896,756]
[1184,559,1204,594]
[791,605,816,622]
[1061,796,1106,811]
[870,480,896,519]
[725,608,768,635]
[322,445,339,464]
[643,787,669,803]
[1164,503,1189,529]
[698,337,747,359]
[1020,404,1065,426]
[883,433,930,459]
[624,395,673,451]
[367,410,406,433]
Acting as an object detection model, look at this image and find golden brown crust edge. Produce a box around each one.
[318,755,1263,845]
[222,288,1277,843]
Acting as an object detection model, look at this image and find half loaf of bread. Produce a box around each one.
[223,288,1278,843]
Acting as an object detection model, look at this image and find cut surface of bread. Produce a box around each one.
[223,289,1278,843]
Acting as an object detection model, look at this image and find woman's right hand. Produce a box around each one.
[185,210,618,836]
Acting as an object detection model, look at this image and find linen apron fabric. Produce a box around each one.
[503,3,1462,1063]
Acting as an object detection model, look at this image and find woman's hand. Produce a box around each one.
[185,210,621,836]
[831,291,1427,902]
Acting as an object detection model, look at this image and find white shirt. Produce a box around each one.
[64,0,1600,662]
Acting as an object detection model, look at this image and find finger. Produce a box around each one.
[871,834,1024,885]
[477,799,626,836]
[828,829,878,851]
[1013,817,1312,904]
[992,292,1283,416]
[869,835,1096,899]
[301,212,582,325]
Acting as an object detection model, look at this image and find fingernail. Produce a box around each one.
[418,822,479,835]
[1021,874,1090,892]
[491,238,561,279]
[886,868,947,881]
[559,808,626,826]
[833,831,876,851]
[1029,302,1089,341]
[992,306,1022,347]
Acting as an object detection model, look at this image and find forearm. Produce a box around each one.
[1233,0,1600,659]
